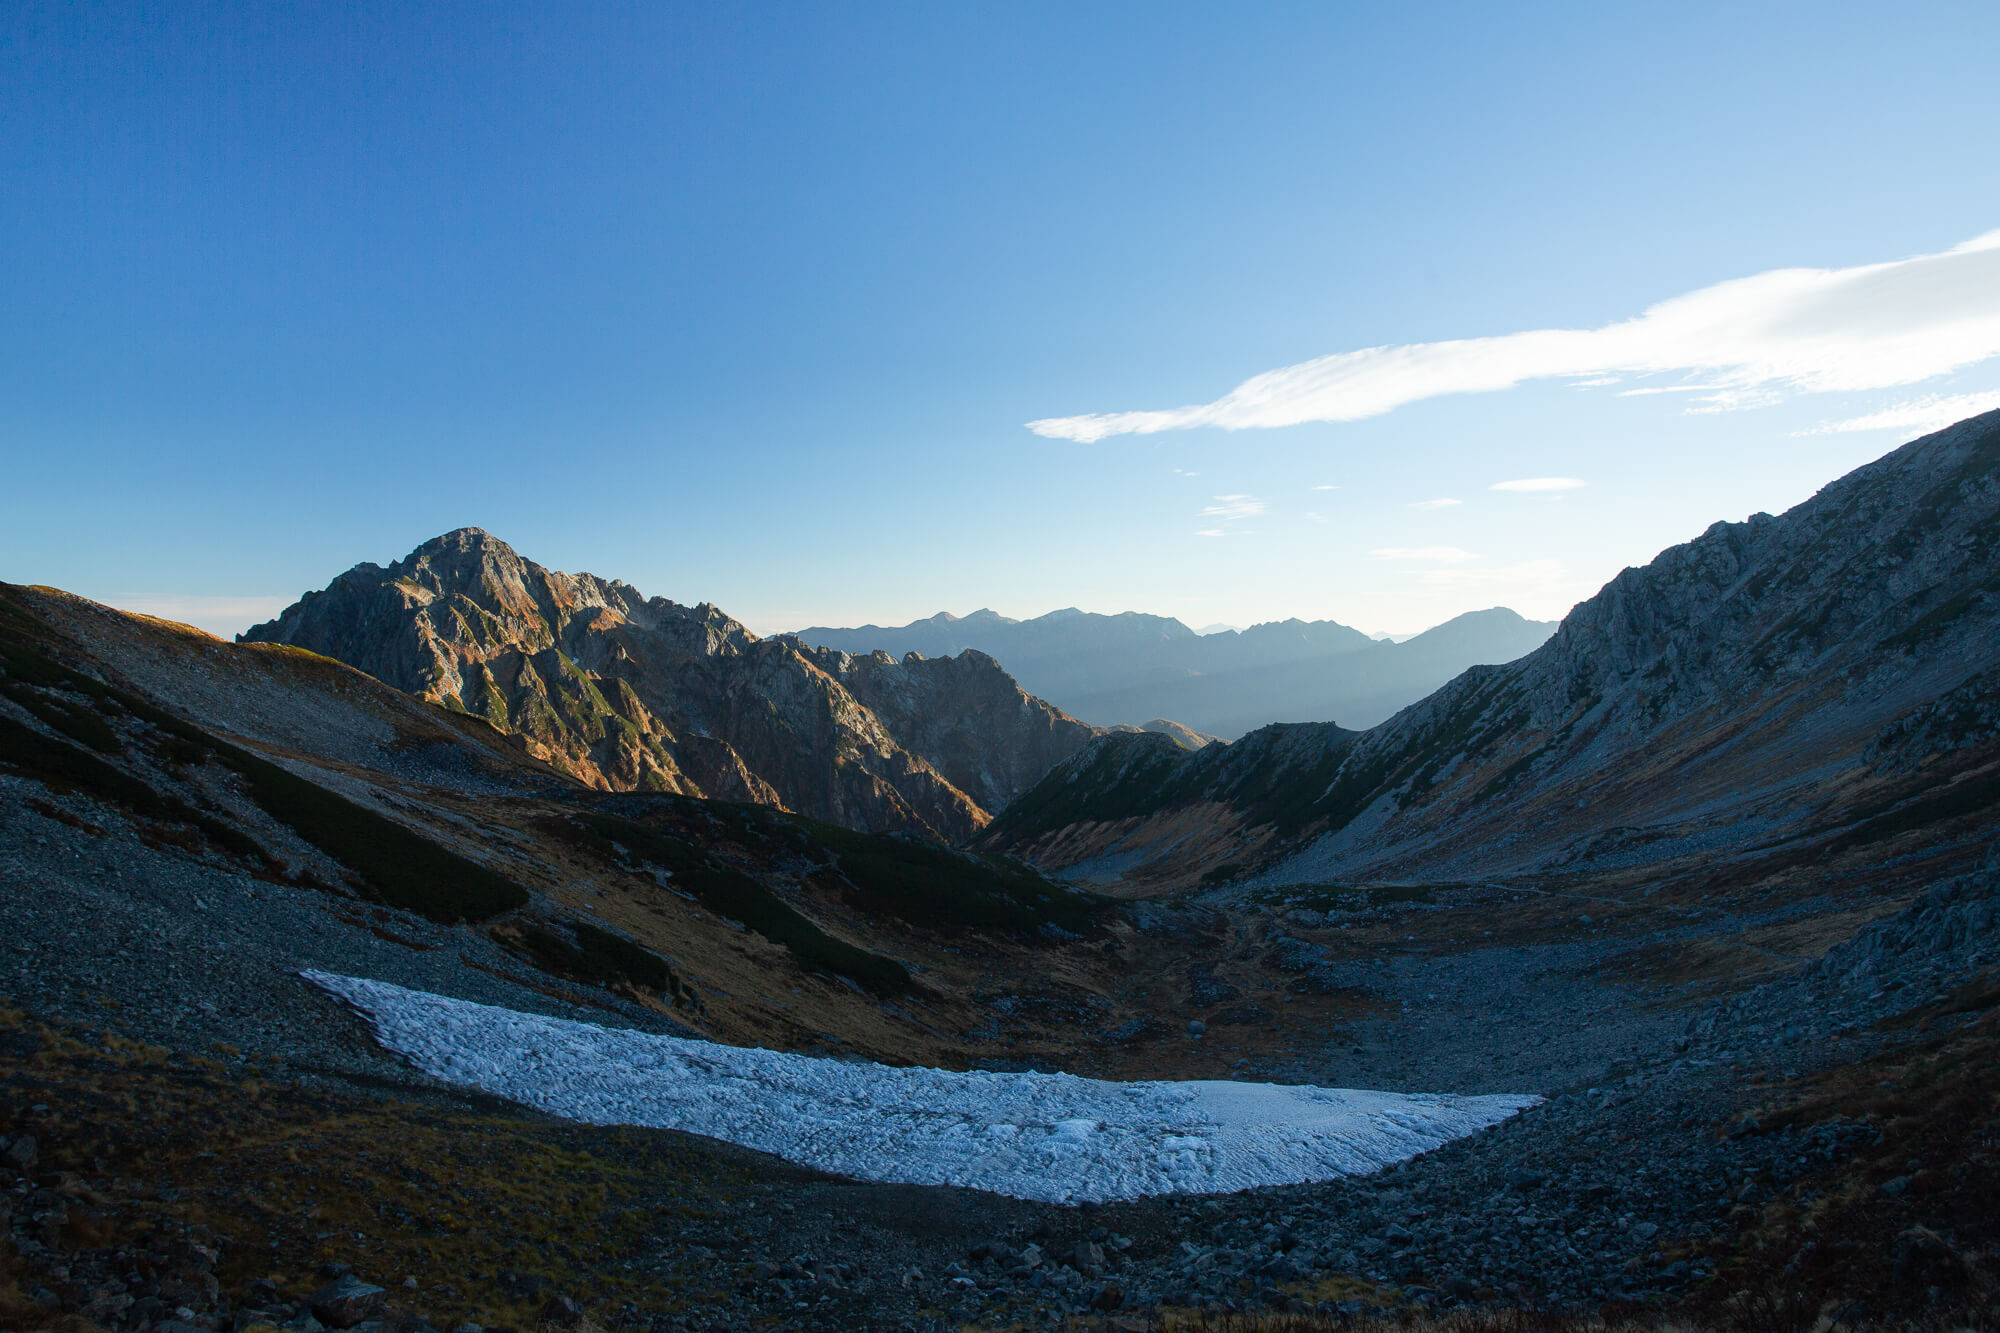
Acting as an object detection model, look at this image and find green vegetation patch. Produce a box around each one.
[1218,732,1355,837]
[508,920,693,1006]
[0,586,528,924]
[213,742,528,923]
[559,809,911,996]
[0,712,167,816]
[1251,882,1436,910]
[1879,574,2000,652]
[984,732,1205,841]
[1826,768,2000,855]
[797,817,1102,938]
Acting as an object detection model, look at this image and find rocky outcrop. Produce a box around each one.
[1115,719,1220,749]
[242,530,1092,838]
[988,409,2000,889]
[789,644,1099,817]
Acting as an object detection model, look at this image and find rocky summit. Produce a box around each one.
[241,529,1097,838]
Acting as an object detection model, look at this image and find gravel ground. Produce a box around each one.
[6,772,1996,1328]
[0,776,694,1090]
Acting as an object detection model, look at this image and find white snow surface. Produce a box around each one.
[305,971,1540,1204]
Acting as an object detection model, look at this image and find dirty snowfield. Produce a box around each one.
[306,971,1539,1204]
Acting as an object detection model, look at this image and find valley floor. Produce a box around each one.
[5,779,1999,1331]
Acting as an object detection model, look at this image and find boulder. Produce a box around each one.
[308,1276,386,1330]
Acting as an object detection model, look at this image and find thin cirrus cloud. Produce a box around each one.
[1369,546,1481,564]
[1193,492,1264,537]
[1026,230,2000,442]
[1199,494,1267,521]
[1409,497,1461,511]
[1799,389,2000,435]
[1490,477,1587,492]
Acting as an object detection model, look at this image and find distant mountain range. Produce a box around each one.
[983,409,2000,895]
[239,530,1099,838]
[792,606,1558,738]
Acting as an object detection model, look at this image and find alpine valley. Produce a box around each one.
[3,412,1999,1333]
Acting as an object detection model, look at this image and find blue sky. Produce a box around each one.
[4,2,1998,637]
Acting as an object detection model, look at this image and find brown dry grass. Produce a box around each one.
[0,1009,756,1331]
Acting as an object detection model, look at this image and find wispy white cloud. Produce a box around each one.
[1195,528,1226,538]
[1797,390,2000,435]
[1304,511,1328,523]
[1409,497,1461,511]
[1028,230,2000,442]
[1490,477,1587,492]
[1311,483,1339,491]
[1199,494,1267,521]
[1369,546,1481,564]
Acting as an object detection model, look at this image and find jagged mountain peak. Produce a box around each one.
[244,533,1101,839]
[408,525,507,555]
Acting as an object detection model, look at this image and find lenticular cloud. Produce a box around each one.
[1028,230,2000,442]
[306,971,1538,1203]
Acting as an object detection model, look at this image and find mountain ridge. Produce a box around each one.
[796,604,1557,737]
[983,409,2000,895]
[241,529,1099,838]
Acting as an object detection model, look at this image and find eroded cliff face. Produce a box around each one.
[792,644,1100,817]
[987,409,2000,890]
[241,530,1089,838]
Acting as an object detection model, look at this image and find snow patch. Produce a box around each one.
[305,971,1539,1203]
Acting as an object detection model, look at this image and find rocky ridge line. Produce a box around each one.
[242,529,1098,839]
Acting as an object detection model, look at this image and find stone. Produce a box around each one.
[1068,1241,1105,1277]
[1186,1020,1206,1036]
[2,1135,37,1171]
[1439,1275,1478,1302]
[309,1276,386,1330]
[169,1239,220,1272]
[1088,1282,1124,1311]
[83,1292,135,1323]
[537,1296,584,1328]
[158,1275,222,1307]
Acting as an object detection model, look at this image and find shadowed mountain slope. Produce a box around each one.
[984,410,2000,894]
[797,604,1555,737]
[241,530,1096,838]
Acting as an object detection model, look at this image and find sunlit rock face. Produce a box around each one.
[244,528,1095,837]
